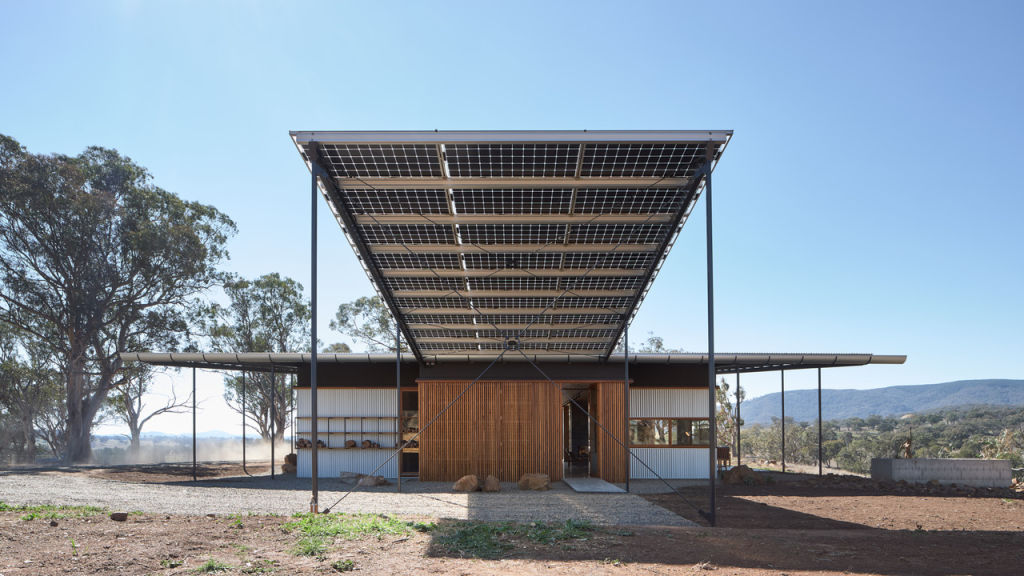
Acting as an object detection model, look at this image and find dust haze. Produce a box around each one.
[90,436,291,466]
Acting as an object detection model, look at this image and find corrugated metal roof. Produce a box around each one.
[120,352,906,374]
[290,130,733,362]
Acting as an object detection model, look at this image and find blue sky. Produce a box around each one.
[2,1,1021,434]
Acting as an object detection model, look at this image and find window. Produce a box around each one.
[629,419,710,447]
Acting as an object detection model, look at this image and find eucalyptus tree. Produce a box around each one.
[106,365,192,456]
[0,135,235,462]
[0,322,62,462]
[331,295,407,352]
[206,273,309,440]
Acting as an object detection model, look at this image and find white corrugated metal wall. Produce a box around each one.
[296,388,399,478]
[629,387,710,479]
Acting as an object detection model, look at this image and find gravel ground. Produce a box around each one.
[0,470,693,526]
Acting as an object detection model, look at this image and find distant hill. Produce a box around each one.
[739,379,1024,425]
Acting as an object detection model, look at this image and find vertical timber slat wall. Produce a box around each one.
[418,380,562,482]
[595,381,628,483]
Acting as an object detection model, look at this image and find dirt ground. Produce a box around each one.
[1,465,1022,575]
[18,460,273,483]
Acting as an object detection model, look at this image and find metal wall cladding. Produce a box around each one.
[630,448,710,479]
[629,388,708,418]
[297,449,398,479]
[296,388,398,418]
[296,388,400,478]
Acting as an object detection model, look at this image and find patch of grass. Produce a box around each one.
[0,502,106,521]
[411,520,437,532]
[292,534,327,558]
[283,512,414,541]
[434,522,514,559]
[433,519,595,559]
[194,558,232,573]
[331,559,355,572]
[70,537,78,557]
[522,519,593,544]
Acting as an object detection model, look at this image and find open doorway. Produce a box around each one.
[562,385,595,478]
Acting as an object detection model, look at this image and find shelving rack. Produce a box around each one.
[295,416,399,450]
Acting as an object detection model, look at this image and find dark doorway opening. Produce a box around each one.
[562,386,594,478]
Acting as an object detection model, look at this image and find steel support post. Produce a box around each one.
[781,368,786,473]
[396,320,402,492]
[192,367,197,482]
[735,370,741,468]
[242,372,248,475]
[310,158,320,512]
[818,367,823,476]
[271,365,276,479]
[704,145,717,526]
[624,326,630,492]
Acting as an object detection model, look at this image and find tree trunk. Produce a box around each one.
[65,351,91,463]
[129,426,141,456]
[20,409,36,463]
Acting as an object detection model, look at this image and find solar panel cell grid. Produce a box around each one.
[580,143,707,177]
[462,253,564,270]
[343,189,449,214]
[404,314,623,325]
[318,143,441,178]
[385,278,466,291]
[373,253,462,269]
[357,224,454,244]
[569,224,669,244]
[445,144,580,177]
[562,253,654,269]
[574,188,689,214]
[452,189,573,214]
[460,224,566,245]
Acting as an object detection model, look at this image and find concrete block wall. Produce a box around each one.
[871,458,1011,488]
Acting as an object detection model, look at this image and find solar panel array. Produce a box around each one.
[295,132,729,360]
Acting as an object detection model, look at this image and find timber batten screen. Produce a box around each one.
[291,131,732,361]
[417,380,563,482]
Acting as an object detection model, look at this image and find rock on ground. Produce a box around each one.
[453,474,480,492]
[518,473,550,491]
[722,465,765,485]
[482,475,501,492]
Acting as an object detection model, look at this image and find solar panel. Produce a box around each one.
[318,143,441,178]
[445,144,579,177]
[343,189,449,214]
[292,130,731,359]
[580,143,706,177]
[452,189,573,214]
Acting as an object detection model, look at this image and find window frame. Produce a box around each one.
[628,417,711,448]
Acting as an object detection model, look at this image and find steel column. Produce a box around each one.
[242,372,248,475]
[735,370,741,468]
[818,367,823,476]
[704,145,717,526]
[624,326,630,492]
[271,365,276,479]
[192,367,197,482]
[781,368,786,473]
[396,320,402,492]
[310,155,320,512]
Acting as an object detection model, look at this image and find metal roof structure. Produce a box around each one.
[120,352,906,374]
[290,130,733,362]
